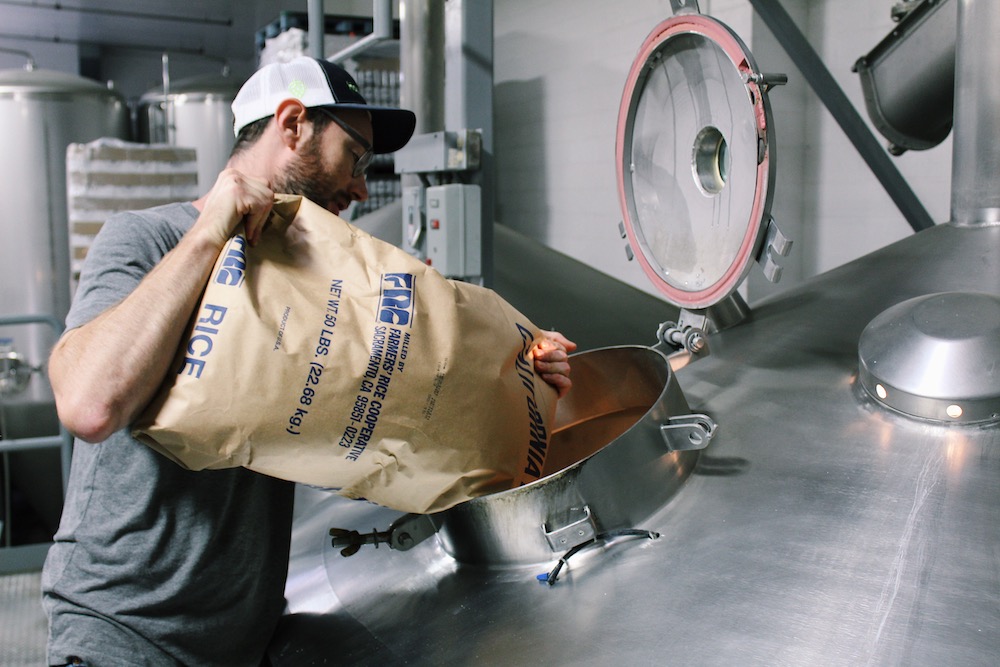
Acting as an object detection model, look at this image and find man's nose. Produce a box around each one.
[350,174,369,202]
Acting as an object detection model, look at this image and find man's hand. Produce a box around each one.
[532,330,577,398]
[194,168,275,247]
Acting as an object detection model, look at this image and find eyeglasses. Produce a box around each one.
[315,108,374,178]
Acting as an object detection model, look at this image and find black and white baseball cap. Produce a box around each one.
[231,56,416,154]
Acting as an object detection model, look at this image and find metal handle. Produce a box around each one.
[660,414,717,451]
[757,217,793,284]
[542,505,596,552]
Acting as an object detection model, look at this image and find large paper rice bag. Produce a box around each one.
[133,195,557,513]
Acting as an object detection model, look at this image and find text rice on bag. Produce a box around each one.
[133,195,557,514]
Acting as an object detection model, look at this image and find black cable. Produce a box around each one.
[538,528,660,586]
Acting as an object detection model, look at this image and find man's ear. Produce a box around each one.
[274,99,309,149]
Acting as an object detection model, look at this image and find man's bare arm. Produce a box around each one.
[50,170,274,442]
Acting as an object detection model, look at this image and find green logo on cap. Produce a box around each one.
[288,79,307,99]
[348,82,359,94]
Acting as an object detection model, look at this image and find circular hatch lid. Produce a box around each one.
[616,14,777,310]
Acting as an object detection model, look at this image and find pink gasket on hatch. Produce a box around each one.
[615,14,771,310]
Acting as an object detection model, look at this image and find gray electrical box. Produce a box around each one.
[425,184,481,279]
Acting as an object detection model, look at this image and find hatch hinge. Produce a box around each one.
[743,71,788,94]
[655,318,708,354]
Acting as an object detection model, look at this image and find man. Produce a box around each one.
[42,56,575,666]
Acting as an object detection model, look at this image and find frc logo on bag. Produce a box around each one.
[214,235,249,287]
[379,273,415,326]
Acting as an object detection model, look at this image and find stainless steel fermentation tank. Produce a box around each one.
[0,63,127,567]
[273,1,999,664]
[0,65,129,397]
[135,70,240,196]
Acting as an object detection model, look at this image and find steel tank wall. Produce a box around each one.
[0,67,129,402]
[136,73,239,196]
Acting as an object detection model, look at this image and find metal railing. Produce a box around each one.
[0,314,72,572]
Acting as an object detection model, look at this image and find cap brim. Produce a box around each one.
[326,104,416,154]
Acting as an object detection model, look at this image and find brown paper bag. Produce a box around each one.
[133,195,557,514]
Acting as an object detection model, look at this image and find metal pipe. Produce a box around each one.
[328,0,394,64]
[442,0,494,284]
[402,0,446,135]
[398,0,446,260]
[161,53,172,144]
[0,315,62,332]
[0,30,209,55]
[950,0,1000,226]
[0,47,34,70]
[0,0,231,26]
[308,0,324,59]
[374,0,393,38]
[749,0,937,232]
[0,435,64,454]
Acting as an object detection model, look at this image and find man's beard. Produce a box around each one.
[273,135,340,207]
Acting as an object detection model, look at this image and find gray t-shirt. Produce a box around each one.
[42,203,295,667]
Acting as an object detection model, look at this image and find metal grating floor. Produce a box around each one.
[0,570,48,666]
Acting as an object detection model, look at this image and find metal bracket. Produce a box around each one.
[618,220,635,261]
[678,309,712,334]
[654,296,750,361]
[329,512,439,557]
[669,0,702,15]
[395,129,483,174]
[660,414,718,451]
[387,513,439,551]
[743,71,788,93]
[655,320,709,356]
[542,505,597,552]
[757,216,793,283]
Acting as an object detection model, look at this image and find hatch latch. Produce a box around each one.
[329,512,439,557]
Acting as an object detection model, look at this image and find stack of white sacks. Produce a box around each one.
[66,138,199,291]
